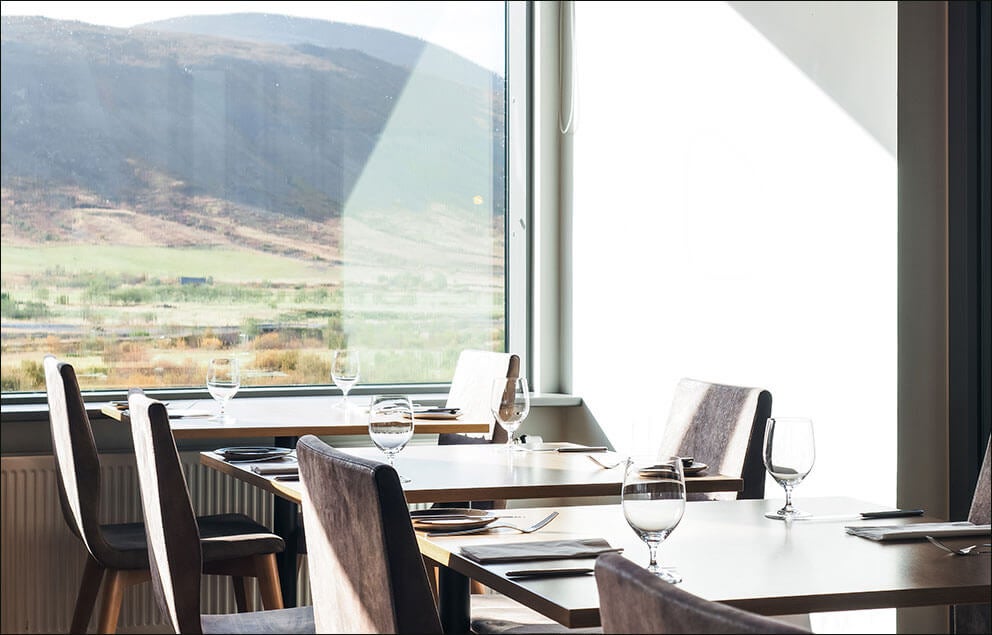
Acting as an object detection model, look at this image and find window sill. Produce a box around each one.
[1,391,583,423]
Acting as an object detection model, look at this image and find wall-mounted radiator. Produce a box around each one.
[1,453,311,634]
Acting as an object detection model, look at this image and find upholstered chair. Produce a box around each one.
[43,355,289,633]
[594,552,809,634]
[657,378,772,500]
[439,349,520,447]
[953,437,991,634]
[296,434,587,634]
[127,392,313,634]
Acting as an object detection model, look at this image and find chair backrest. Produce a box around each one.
[128,391,204,634]
[594,552,809,634]
[441,349,520,443]
[657,378,772,500]
[297,434,442,634]
[43,354,112,561]
[968,437,991,525]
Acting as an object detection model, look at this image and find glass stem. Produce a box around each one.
[648,541,659,571]
[783,484,795,513]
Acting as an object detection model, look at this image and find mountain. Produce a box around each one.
[0,14,505,247]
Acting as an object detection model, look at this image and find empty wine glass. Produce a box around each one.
[763,416,815,520]
[622,455,686,582]
[206,357,240,421]
[331,349,360,411]
[491,376,530,451]
[368,394,414,482]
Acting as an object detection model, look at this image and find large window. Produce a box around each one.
[1,1,511,393]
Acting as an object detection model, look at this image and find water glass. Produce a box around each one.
[763,416,815,520]
[621,455,686,582]
[368,394,414,482]
[206,357,240,421]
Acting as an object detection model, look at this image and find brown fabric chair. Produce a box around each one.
[657,378,772,501]
[43,354,288,633]
[594,552,809,634]
[953,436,991,634]
[127,392,313,634]
[296,434,590,635]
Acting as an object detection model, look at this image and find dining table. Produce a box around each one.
[199,443,744,607]
[99,395,491,438]
[417,497,992,633]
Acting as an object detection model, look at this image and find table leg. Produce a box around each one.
[438,565,471,634]
[274,435,300,606]
[273,496,300,606]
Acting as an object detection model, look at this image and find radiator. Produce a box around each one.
[0,453,311,634]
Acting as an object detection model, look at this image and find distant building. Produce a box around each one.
[179,276,207,285]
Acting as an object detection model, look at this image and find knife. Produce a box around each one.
[505,567,594,578]
[859,509,925,519]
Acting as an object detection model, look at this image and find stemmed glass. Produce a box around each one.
[491,376,530,451]
[763,416,816,520]
[206,357,240,421]
[621,455,686,582]
[368,394,414,482]
[331,349,360,411]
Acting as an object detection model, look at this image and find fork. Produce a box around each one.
[925,535,992,555]
[586,453,623,469]
[426,511,559,537]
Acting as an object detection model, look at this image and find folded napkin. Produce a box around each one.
[250,464,299,476]
[460,538,619,564]
[845,521,992,542]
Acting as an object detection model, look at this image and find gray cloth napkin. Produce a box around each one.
[460,538,618,563]
[845,521,992,542]
[250,464,299,476]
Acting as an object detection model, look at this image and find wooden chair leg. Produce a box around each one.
[254,554,285,610]
[470,579,489,594]
[96,569,149,634]
[70,555,105,634]
[231,576,250,612]
[425,556,439,605]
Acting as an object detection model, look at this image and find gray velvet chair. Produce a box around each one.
[657,378,772,501]
[296,434,585,634]
[953,436,991,634]
[43,355,289,633]
[127,391,314,634]
[594,552,809,634]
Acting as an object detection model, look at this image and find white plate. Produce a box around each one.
[216,446,293,462]
[411,508,496,532]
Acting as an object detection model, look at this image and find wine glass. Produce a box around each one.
[206,357,240,421]
[331,349,360,411]
[763,416,815,520]
[368,394,414,482]
[621,455,686,582]
[491,376,530,451]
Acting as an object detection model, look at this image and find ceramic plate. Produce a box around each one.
[403,408,462,420]
[411,508,496,531]
[216,446,293,462]
[683,462,708,476]
[639,462,708,477]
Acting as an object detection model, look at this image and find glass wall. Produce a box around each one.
[1,1,508,392]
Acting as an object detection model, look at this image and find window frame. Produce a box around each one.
[0,1,534,407]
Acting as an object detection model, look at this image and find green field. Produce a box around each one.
[1,245,332,283]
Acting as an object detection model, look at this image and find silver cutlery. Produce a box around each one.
[505,567,594,578]
[926,535,992,556]
[426,511,559,537]
[586,453,623,469]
